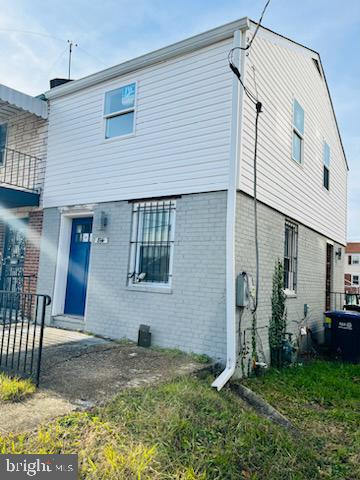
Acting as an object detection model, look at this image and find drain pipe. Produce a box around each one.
[212,25,248,391]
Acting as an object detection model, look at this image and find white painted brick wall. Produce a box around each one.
[38,192,227,361]
[235,191,344,367]
[36,190,344,365]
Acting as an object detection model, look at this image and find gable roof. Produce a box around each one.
[43,17,347,170]
[251,21,348,170]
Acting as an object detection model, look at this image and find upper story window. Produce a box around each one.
[104,82,136,139]
[128,200,176,286]
[0,123,7,165]
[323,142,330,190]
[284,220,298,293]
[353,275,359,286]
[292,100,304,164]
[348,255,360,265]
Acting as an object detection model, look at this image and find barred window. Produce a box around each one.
[284,221,298,292]
[128,200,176,285]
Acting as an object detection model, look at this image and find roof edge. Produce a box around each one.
[45,17,250,100]
[0,84,48,119]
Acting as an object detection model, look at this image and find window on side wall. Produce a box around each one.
[352,255,360,265]
[0,123,7,166]
[284,220,298,293]
[353,275,359,286]
[292,99,304,164]
[104,82,136,139]
[128,200,176,286]
[323,142,330,190]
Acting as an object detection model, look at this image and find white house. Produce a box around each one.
[345,243,360,293]
[36,18,347,388]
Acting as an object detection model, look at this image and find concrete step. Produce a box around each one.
[51,315,85,332]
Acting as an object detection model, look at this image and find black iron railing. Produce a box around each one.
[0,147,44,192]
[1,274,37,294]
[0,291,51,386]
[329,291,360,311]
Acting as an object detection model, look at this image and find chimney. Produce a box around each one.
[49,78,73,89]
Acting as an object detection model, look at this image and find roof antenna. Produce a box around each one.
[67,40,78,79]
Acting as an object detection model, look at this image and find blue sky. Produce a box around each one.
[0,0,359,239]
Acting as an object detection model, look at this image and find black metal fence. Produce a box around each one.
[1,274,37,294]
[0,147,44,192]
[0,291,51,386]
[330,291,360,311]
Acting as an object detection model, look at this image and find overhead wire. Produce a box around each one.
[228,1,271,316]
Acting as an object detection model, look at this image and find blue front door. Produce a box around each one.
[64,217,93,316]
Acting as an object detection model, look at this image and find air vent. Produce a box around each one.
[312,58,322,78]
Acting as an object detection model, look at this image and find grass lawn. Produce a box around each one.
[243,360,360,480]
[0,373,35,402]
[0,361,358,479]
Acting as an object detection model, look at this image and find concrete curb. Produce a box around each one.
[231,382,300,436]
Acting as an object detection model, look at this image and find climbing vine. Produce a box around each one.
[269,260,287,367]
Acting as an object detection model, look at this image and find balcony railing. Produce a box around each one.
[0,147,44,193]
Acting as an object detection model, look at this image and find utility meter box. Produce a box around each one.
[236,273,249,307]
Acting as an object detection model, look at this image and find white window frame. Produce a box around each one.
[128,200,176,290]
[291,99,304,164]
[352,255,360,265]
[103,81,137,141]
[284,220,298,295]
[352,275,359,286]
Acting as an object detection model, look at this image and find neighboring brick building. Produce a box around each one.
[345,243,360,294]
[0,86,48,295]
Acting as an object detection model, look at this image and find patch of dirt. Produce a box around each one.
[41,341,204,404]
[0,392,75,434]
[0,330,207,434]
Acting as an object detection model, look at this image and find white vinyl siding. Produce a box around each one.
[239,28,347,245]
[43,39,233,207]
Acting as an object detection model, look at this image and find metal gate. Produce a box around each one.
[0,219,28,293]
[0,291,51,386]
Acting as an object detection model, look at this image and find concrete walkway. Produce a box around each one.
[0,327,205,433]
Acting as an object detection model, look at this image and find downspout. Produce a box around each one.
[212,25,248,391]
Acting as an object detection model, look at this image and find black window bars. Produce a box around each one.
[128,200,176,285]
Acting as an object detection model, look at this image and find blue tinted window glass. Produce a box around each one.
[293,100,304,135]
[292,131,302,163]
[323,142,330,168]
[105,112,134,138]
[104,83,136,115]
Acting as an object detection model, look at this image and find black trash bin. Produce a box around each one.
[324,310,360,362]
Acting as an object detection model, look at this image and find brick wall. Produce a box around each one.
[36,190,344,364]
[23,210,43,294]
[37,192,228,361]
[235,191,344,369]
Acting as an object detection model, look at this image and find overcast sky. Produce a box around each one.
[0,0,358,240]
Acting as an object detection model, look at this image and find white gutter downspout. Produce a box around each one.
[212,25,248,391]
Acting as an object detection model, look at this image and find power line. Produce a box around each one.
[0,28,63,43]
